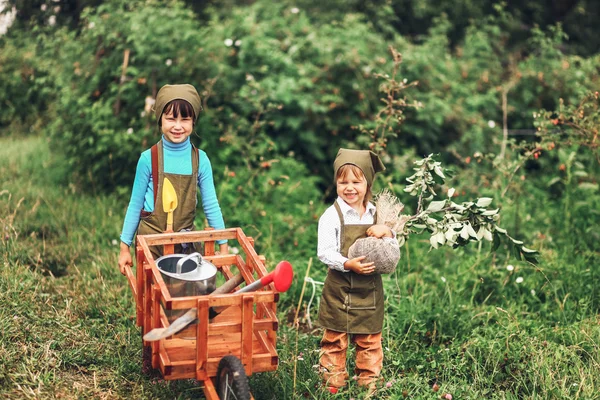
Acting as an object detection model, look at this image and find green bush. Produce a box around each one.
[0,29,56,132]
[43,0,216,192]
[386,10,599,160]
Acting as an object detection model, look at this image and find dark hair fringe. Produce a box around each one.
[335,164,372,207]
[158,99,196,127]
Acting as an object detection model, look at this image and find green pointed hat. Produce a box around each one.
[333,148,385,186]
[153,84,202,124]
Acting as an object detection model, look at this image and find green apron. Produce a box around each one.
[137,140,199,259]
[317,202,384,334]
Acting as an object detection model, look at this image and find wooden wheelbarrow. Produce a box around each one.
[122,228,293,399]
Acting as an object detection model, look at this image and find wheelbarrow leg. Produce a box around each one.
[202,378,219,400]
[141,330,161,377]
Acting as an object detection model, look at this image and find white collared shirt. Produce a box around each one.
[317,197,396,272]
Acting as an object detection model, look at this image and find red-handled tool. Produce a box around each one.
[236,260,293,294]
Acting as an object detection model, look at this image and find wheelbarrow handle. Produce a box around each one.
[123,263,137,298]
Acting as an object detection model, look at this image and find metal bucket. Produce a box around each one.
[155,252,217,338]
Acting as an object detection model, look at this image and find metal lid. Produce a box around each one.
[155,253,217,282]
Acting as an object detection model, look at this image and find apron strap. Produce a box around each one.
[191,144,199,180]
[333,201,345,250]
[151,143,159,206]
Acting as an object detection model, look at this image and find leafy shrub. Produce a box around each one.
[46,0,217,192]
[384,9,599,160]
[0,29,56,132]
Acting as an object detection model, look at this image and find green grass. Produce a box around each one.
[1,136,599,399]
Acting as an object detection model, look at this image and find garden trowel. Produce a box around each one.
[162,177,177,254]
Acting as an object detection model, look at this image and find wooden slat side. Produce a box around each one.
[158,339,172,378]
[143,264,152,338]
[135,243,145,326]
[141,228,239,246]
[234,255,255,286]
[167,291,275,309]
[202,254,238,266]
[204,227,215,256]
[163,243,174,255]
[256,329,277,356]
[162,354,277,380]
[152,285,161,369]
[207,319,275,334]
[138,237,157,274]
[196,298,209,381]
[147,260,172,307]
[236,230,268,277]
[268,301,278,344]
[202,378,219,400]
[241,294,254,376]
[135,272,143,324]
[220,265,234,281]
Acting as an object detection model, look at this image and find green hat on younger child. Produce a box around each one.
[333,148,386,186]
[153,84,202,124]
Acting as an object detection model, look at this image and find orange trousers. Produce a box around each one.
[319,329,383,388]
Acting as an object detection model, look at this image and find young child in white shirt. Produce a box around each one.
[317,148,396,394]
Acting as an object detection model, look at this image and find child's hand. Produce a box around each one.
[344,256,375,275]
[366,224,393,238]
[118,243,132,276]
[217,242,229,255]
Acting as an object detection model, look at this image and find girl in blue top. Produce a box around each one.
[118,84,227,274]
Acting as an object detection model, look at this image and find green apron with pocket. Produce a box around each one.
[137,140,199,259]
[317,202,384,334]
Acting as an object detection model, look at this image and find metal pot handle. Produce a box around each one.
[176,252,203,275]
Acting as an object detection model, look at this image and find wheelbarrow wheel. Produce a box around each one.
[216,355,250,400]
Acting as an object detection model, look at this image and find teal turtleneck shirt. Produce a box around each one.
[120,136,226,246]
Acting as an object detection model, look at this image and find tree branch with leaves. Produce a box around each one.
[363,47,539,264]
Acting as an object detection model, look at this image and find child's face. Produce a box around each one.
[336,167,367,210]
[161,110,193,144]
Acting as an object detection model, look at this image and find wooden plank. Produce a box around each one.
[220,265,234,281]
[204,227,215,256]
[256,330,278,360]
[207,320,275,334]
[137,237,156,273]
[163,335,270,362]
[202,378,219,400]
[143,264,152,338]
[268,301,278,344]
[234,255,256,286]
[124,263,137,298]
[160,354,277,380]
[159,306,169,327]
[158,351,169,377]
[135,244,144,326]
[152,285,161,369]
[196,298,209,381]
[241,294,254,376]
[237,230,268,277]
[256,301,265,320]
[167,291,276,309]
[141,228,240,246]
[202,254,238,266]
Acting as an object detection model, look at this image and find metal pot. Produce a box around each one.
[155,252,217,297]
[155,252,217,339]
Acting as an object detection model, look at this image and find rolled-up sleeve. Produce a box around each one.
[317,207,348,272]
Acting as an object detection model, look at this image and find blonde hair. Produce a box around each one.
[336,164,372,207]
